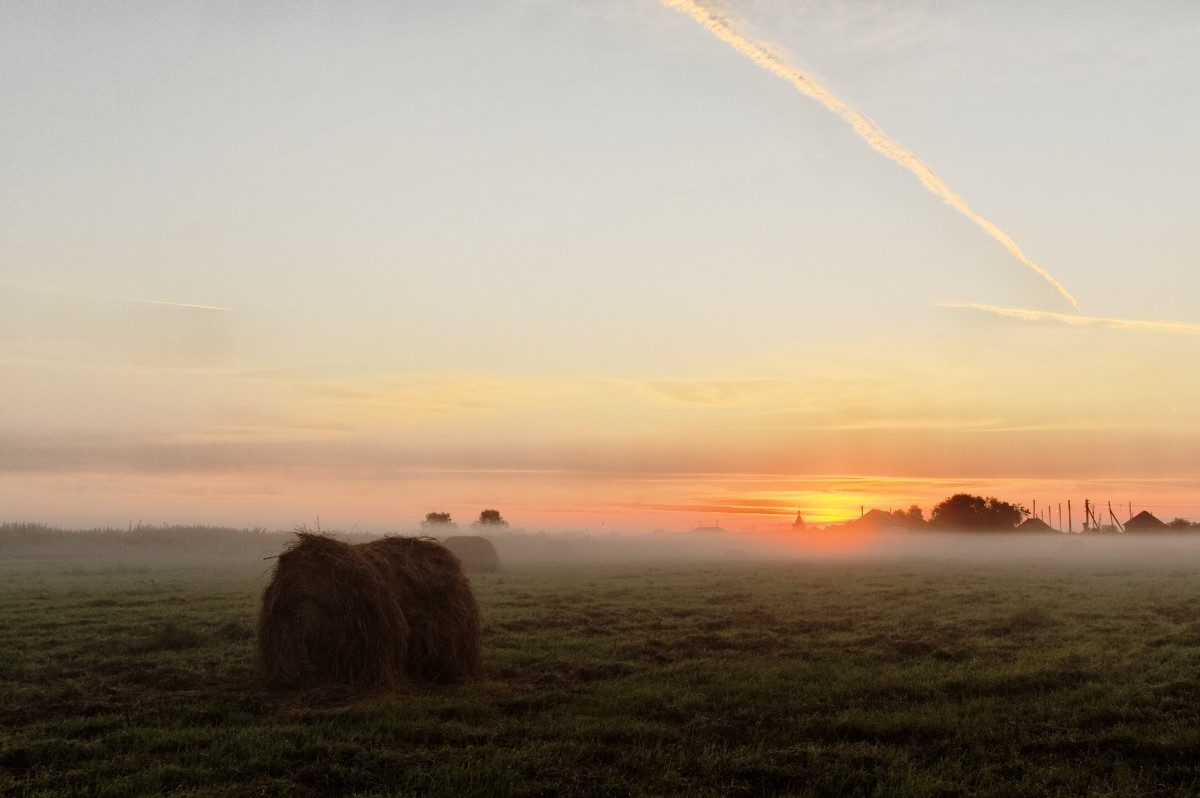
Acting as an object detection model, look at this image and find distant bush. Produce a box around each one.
[473,509,509,528]
[930,494,1026,531]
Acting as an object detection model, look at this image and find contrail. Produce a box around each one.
[943,302,1200,335]
[0,280,236,311]
[662,0,1078,309]
[126,297,234,311]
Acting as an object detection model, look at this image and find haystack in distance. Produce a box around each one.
[258,533,483,690]
[441,535,500,572]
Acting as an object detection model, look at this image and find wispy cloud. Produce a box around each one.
[1,283,235,369]
[301,372,596,430]
[640,379,785,406]
[802,417,1002,432]
[943,302,1200,335]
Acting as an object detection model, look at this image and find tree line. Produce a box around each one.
[843,493,1198,532]
[421,510,508,530]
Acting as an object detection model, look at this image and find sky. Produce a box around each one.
[2,0,1199,533]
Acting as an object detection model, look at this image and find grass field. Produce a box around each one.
[2,536,1199,797]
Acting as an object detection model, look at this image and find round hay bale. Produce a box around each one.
[441,535,500,573]
[257,533,481,689]
[359,536,483,684]
[257,533,409,689]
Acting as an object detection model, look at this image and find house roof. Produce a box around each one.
[687,526,731,535]
[1125,510,1166,529]
[852,509,901,531]
[1017,518,1055,532]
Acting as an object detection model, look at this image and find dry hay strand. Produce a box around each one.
[441,535,500,573]
[257,532,482,690]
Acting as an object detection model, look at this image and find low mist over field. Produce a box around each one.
[6,519,1200,571]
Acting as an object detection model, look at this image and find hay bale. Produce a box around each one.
[360,535,483,684]
[441,535,500,573]
[258,533,482,689]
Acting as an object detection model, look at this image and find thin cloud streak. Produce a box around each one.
[662,0,1078,309]
[777,418,1002,432]
[126,298,235,311]
[943,302,1200,335]
[641,378,785,406]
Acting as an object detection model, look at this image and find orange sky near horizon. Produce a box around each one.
[3,301,1198,532]
[5,466,1196,534]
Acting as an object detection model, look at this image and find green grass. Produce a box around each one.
[2,552,1199,796]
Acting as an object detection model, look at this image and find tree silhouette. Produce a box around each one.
[474,509,508,528]
[929,494,1025,531]
[421,512,455,529]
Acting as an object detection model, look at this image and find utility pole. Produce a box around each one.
[1068,499,1072,533]
[1108,502,1124,533]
